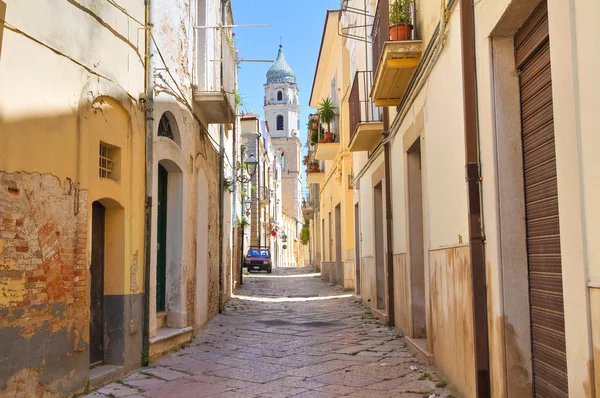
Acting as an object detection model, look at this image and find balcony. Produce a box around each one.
[259,187,270,207]
[193,33,236,124]
[306,163,325,185]
[314,117,340,161]
[349,71,384,152]
[371,0,422,107]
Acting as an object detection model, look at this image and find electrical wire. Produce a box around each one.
[103,0,237,170]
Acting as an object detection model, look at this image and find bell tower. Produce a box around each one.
[264,45,303,266]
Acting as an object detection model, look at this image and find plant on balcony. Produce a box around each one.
[308,161,320,173]
[303,155,309,165]
[389,0,413,41]
[300,219,310,246]
[318,98,336,143]
[310,128,319,146]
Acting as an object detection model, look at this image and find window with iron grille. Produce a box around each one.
[99,142,120,180]
[276,115,284,130]
[158,114,174,139]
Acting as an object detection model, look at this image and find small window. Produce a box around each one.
[99,142,120,180]
[281,153,285,169]
[158,114,174,139]
[276,115,284,131]
[277,91,283,101]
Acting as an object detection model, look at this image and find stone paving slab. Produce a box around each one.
[83,267,458,398]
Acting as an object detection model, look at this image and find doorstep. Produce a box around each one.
[370,307,389,324]
[405,336,434,364]
[88,364,124,390]
[149,326,193,361]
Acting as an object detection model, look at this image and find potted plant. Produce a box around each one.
[303,155,309,165]
[389,0,413,41]
[318,98,336,143]
[308,161,319,173]
[310,128,319,145]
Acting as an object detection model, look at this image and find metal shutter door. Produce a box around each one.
[515,1,569,396]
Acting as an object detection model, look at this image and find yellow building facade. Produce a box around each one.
[308,11,356,289]
[0,1,146,394]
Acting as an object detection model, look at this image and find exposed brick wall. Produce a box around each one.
[0,172,89,396]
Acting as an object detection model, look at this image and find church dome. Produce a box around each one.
[266,45,296,84]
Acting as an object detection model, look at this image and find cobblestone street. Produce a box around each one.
[84,268,455,398]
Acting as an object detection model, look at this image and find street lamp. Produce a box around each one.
[239,149,258,286]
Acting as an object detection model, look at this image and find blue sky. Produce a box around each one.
[230,0,340,150]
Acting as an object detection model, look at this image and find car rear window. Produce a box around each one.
[248,249,269,257]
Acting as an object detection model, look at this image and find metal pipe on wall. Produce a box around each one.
[141,0,154,366]
[458,0,490,395]
[382,108,394,327]
[217,0,227,313]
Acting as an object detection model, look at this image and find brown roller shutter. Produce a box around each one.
[515,1,569,397]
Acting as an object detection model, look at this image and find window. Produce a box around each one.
[276,115,284,130]
[158,114,174,139]
[277,91,283,101]
[281,152,285,169]
[99,142,120,180]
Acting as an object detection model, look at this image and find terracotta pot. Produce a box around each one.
[390,24,413,41]
[308,164,318,173]
[324,132,334,143]
[318,137,325,143]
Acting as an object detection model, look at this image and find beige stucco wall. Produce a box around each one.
[0,0,146,394]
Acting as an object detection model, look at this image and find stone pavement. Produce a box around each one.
[83,267,457,398]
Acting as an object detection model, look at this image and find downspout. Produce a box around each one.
[142,0,154,366]
[217,0,227,313]
[382,108,394,327]
[459,0,490,396]
[256,138,261,247]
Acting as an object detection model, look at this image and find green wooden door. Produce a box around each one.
[156,164,168,312]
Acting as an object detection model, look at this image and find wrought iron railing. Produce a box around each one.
[349,71,382,142]
[372,0,389,74]
[372,0,416,73]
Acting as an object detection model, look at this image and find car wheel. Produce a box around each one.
[267,266,272,274]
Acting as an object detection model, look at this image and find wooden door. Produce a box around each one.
[156,164,168,312]
[516,2,568,396]
[90,201,105,368]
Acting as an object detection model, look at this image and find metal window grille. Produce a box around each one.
[158,114,174,140]
[99,143,114,179]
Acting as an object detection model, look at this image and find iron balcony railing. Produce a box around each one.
[349,71,382,142]
[372,0,416,73]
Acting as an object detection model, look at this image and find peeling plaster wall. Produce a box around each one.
[149,0,234,353]
[0,173,89,396]
[0,0,147,395]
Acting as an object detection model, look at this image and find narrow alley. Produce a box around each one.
[83,268,455,398]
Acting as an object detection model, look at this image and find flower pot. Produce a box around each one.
[324,132,334,143]
[308,164,319,173]
[318,137,325,143]
[390,24,413,41]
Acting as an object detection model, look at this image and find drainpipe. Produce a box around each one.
[142,0,154,366]
[459,0,490,396]
[217,0,227,313]
[382,108,394,327]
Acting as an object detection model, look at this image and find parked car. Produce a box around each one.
[244,246,272,273]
